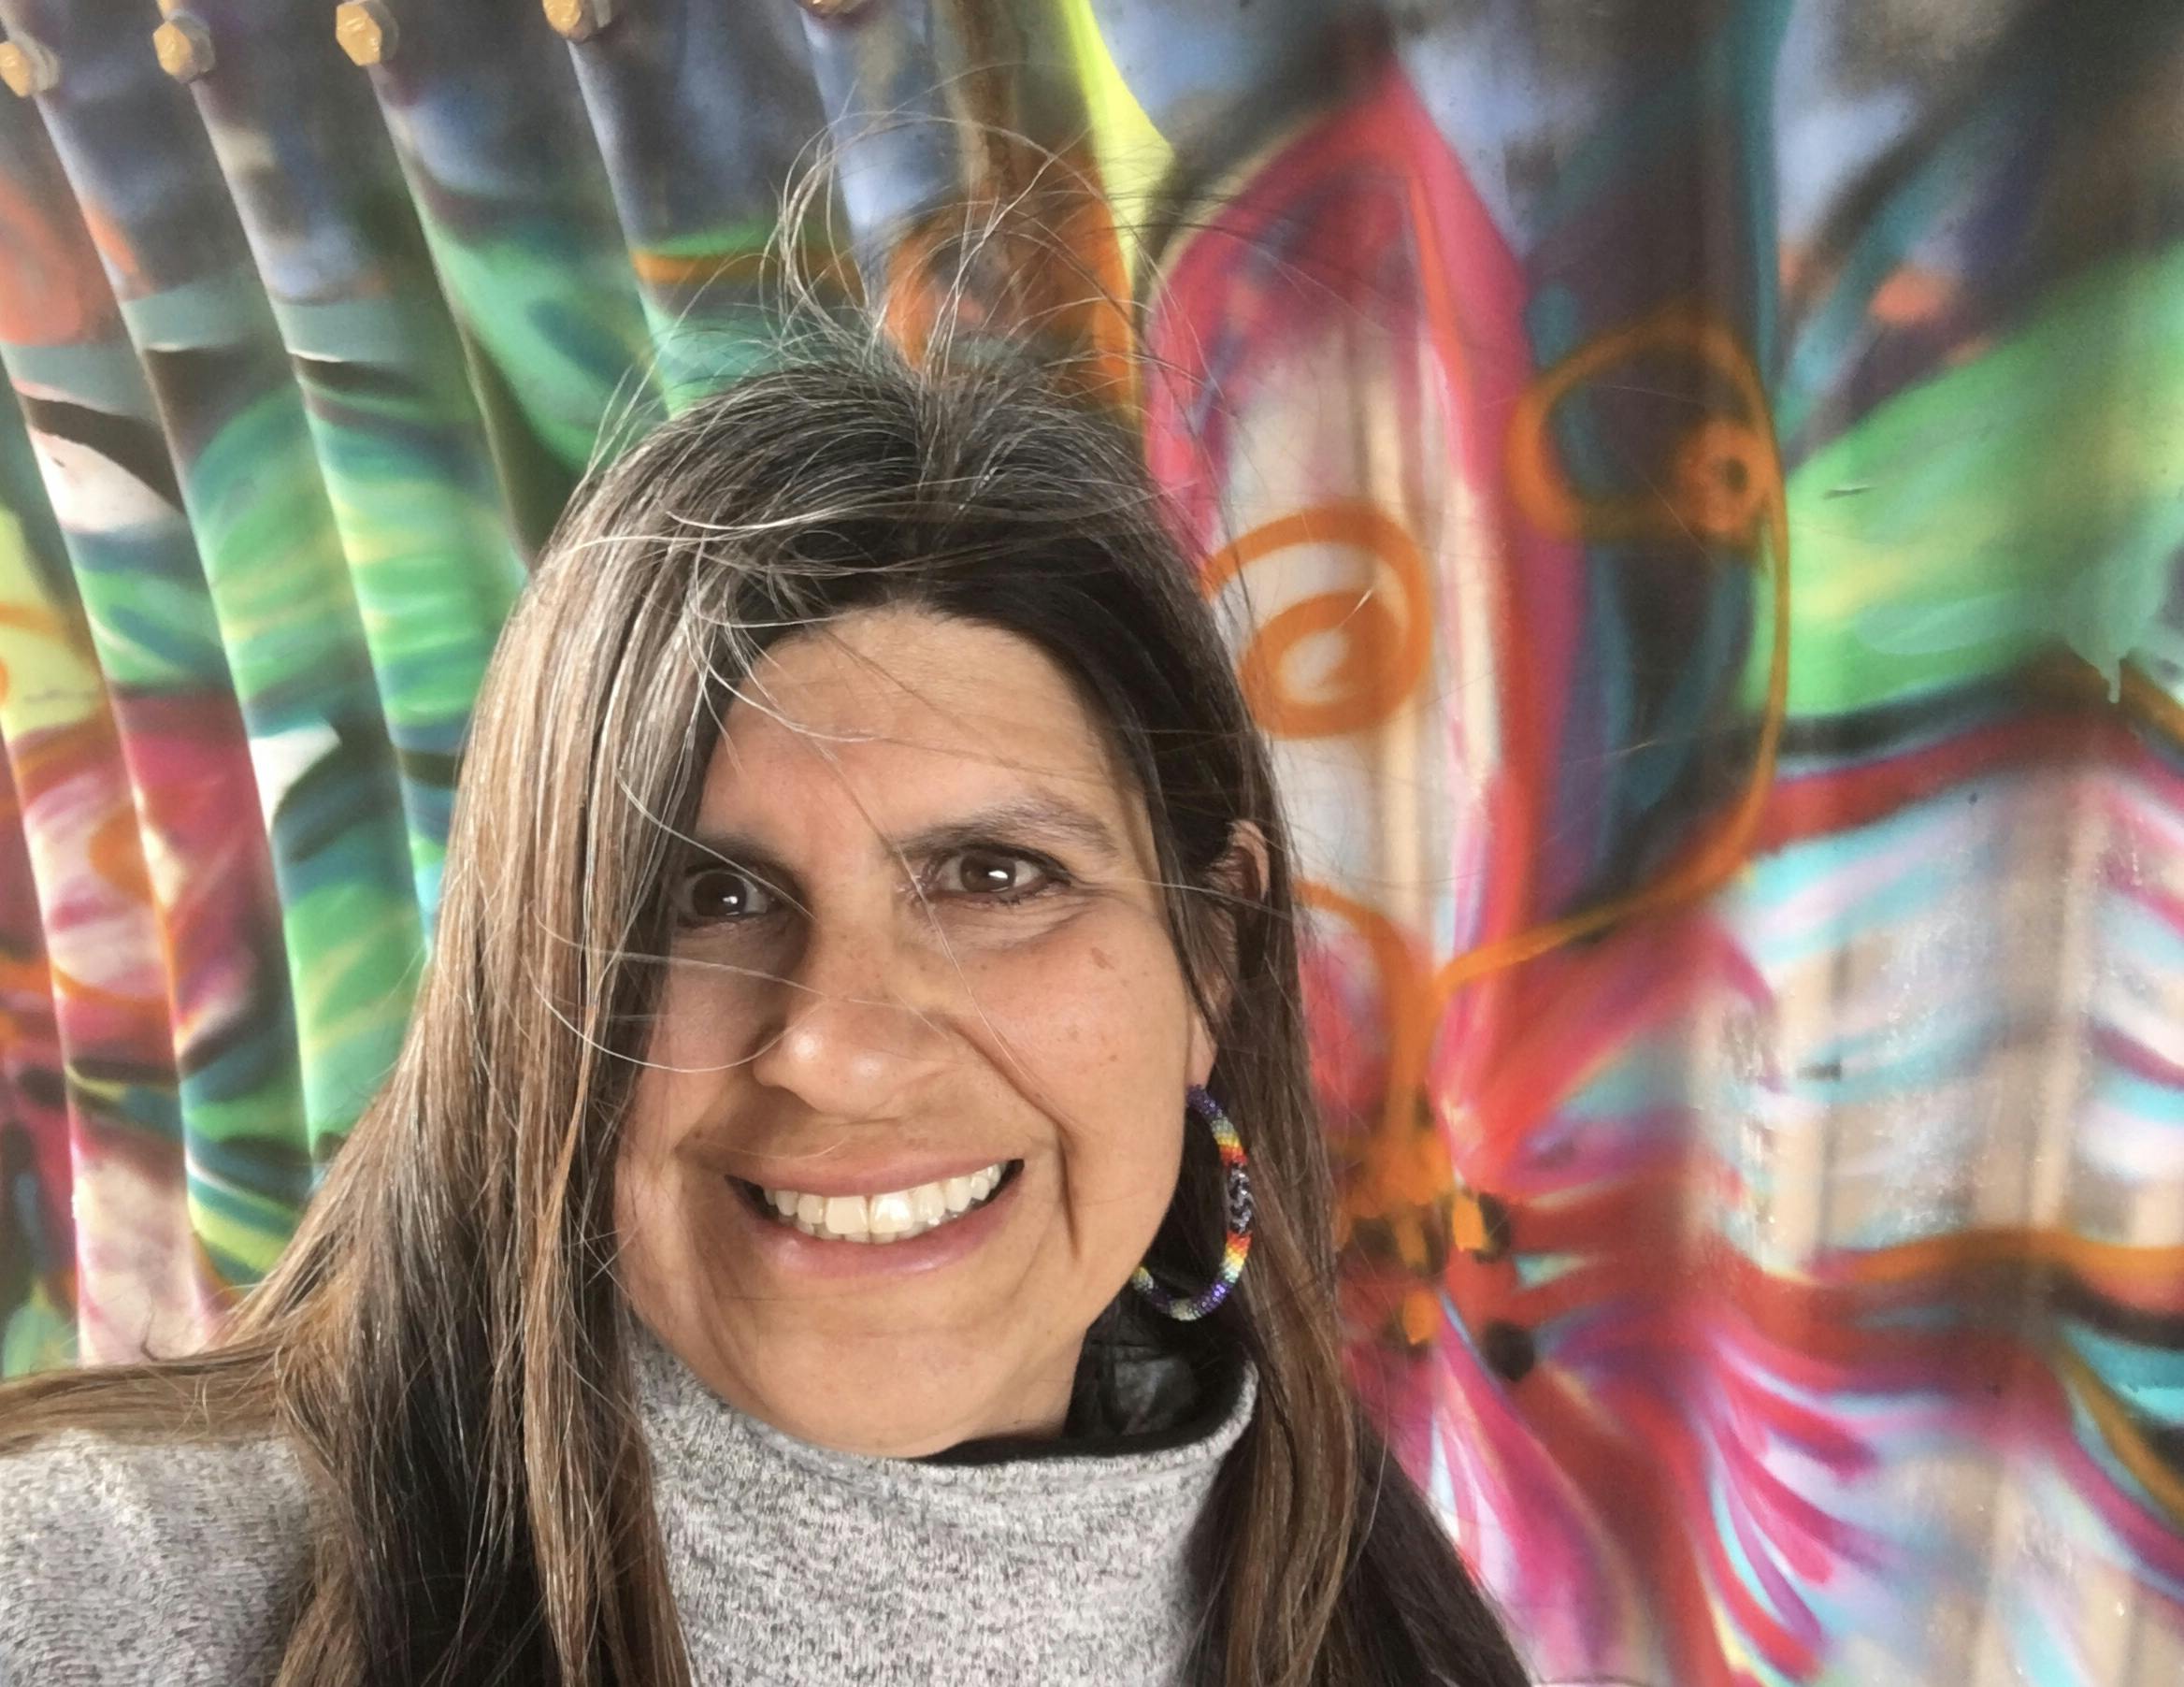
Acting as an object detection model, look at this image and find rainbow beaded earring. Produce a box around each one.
[1128,1085,1255,1321]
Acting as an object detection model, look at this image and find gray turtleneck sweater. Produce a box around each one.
[0,1331,1257,1685]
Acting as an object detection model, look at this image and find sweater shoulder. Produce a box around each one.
[0,1428,313,1687]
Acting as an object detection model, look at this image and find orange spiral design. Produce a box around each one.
[1200,500,1433,739]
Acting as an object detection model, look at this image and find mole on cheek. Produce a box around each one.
[1089,945,1116,973]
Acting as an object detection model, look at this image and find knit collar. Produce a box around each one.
[627,1317,1257,1684]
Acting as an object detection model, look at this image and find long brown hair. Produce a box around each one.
[0,311,1530,1687]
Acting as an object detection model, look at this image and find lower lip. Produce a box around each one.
[725,1169,1023,1281]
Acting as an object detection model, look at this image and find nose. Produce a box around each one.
[744,909,945,1119]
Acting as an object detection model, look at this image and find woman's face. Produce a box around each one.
[615,607,1222,1457]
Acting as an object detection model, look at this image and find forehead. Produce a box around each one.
[697,609,1138,839]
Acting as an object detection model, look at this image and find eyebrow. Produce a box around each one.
[684,794,1127,877]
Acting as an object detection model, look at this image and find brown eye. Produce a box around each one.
[939,848,1056,901]
[675,865,775,924]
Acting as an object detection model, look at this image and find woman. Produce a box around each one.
[0,319,1533,1685]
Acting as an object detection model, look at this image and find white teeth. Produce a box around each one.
[867,1190,914,1237]
[758,1161,1012,1245]
[823,1195,869,1240]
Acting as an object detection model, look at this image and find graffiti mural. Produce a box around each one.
[0,1,2180,1681]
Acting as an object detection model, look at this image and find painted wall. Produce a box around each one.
[0,2,2180,1681]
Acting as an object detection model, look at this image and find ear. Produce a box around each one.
[1186,820,1272,1088]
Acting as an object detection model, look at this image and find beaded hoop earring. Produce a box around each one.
[1128,1085,1255,1321]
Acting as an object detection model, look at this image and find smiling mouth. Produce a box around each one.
[733,1161,1023,1245]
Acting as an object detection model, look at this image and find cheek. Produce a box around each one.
[613,1072,677,1274]
[616,970,730,1259]
[643,961,726,1077]
[968,916,1198,1199]
[629,961,746,1132]
[987,921,1189,1073]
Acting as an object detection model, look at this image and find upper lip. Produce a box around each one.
[722,1152,1019,1199]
